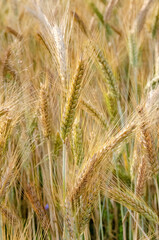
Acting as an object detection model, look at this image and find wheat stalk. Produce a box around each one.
[104,0,119,22]
[133,0,156,33]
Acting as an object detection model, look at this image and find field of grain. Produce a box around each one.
[0,0,159,239]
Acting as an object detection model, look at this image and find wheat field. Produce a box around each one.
[0,0,159,239]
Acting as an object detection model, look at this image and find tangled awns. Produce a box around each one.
[0,0,159,239]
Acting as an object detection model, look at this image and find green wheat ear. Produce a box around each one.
[128,32,138,67]
[54,132,63,157]
[72,117,84,166]
[39,83,51,138]
[96,48,119,98]
[104,91,117,119]
[80,99,107,128]
[60,59,85,141]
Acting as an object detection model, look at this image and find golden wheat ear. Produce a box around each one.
[24,183,51,235]
[65,162,109,237]
[106,184,159,225]
[72,117,84,166]
[137,106,159,176]
[52,24,67,87]
[60,59,85,141]
[39,83,51,138]
[66,119,136,236]
[70,120,136,208]
[30,9,67,88]
[0,150,20,199]
[0,204,20,225]
[131,129,141,180]
[135,156,149,196]
[104,175,159,225]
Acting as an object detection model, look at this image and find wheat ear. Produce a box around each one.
[130,130,141,179]
[128,32,138,67]
[39,83,51,138]
[80,99,107,128]
[65,199,76,240]
[70,121,136,207]
[72,117,84,166]
[54,132,63,157]
[25,183,50,234]
[0,205,20,225]
[104,91,117,119]
[60,59,84,141]
[75,174,101,234]
[138,107,159,176]
[136,156,149,196]
[107,186,159,224]
[52,25,67,87]
[66,163,106,236]
[0,155,18,198]
[95,48,118,98]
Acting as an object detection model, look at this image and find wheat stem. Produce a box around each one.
[63,142,67,238]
